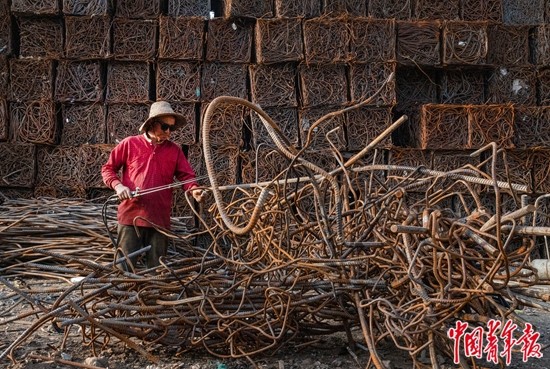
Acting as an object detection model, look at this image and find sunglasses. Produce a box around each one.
[158,122,176,132]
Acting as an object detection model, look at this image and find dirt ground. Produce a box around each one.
[1,279,550,369]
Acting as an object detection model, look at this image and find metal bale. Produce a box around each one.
[156,61,201,102]
[167,0,209,17]
[64,15,111,59]
[467,104,515,149]
[420,104,469,150]
[113,18,157,60]
[350,18,395,63]
[17,16,63,58]
[397,20,441,66]
[274,0,320,18]
[514,106,550,148]
[206,18,253,63]
[61,103,106,145]
[303,17,350,64]
[106,103,150,144]
[487,24,530,65]
[8,59,53,102]
[201,63,248,102]
[299,64,348,108]
[114,0,160,19]
[442,21,488,66]
[55,60,103,103]
[255,18,303,64]
[250,63,298,108]
[105,62,151,104]
[0,142,35,187]
[10,101,57,145]
[368,0,411,19]
[158,16,205,61]
[62,0,110,15]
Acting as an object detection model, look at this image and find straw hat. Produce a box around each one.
[139,101,186,133]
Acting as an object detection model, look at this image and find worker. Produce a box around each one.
[101,101,204,272]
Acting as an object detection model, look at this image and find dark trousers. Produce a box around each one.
[115,224,168,271]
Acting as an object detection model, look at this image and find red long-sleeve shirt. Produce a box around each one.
[101,134,198,229]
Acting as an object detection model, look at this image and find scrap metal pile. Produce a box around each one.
[1,97,550,369]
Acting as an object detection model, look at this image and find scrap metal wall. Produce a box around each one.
[1,0,550,217]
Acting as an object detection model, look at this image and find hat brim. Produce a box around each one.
[139,113,186,133]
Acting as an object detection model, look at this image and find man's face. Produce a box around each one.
[151,115,176,142]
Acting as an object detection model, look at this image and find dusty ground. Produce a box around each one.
[1,279,550,369]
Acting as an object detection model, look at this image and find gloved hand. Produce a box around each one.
[114,183,132,200]
[190,186,206,203]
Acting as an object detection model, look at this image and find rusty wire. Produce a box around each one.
[468,104,515,149]
[487,66,537,105]
[105,62,150,104]
[106,103,150,144]
[487,24,530,65]
[198,101,246,147]
[493,150,534,193]
[414,0,459,19]
[10,0,59,14]
[440,69,484,104]
[80,145,114,189]
[64,15,111,59]
[251,107,299,148]
[8,59,53,102]
[10,101,57,145]
[55,61,103,103]
[462,0,502,21]
[156,61,201,102]
[443,21,488,65]
[255,18,303,64]
[420,104,469,149]
[114,0,159,18]
[36,146,85,190]
[201,63,248,102]
[534,151,550,194]
[18,16,62,58]
[346,107,392,151]
[167,102,197,146]
[159,16,204,60]
[224,0,273,18]
[61,103,106,145]
[514,107,550,149]
[368,0,411,19]
[274,0,320,18]
[0,5,8,54]
[206,18,252,63]
[349,62,396,106]
[113,19,157,60]
[250,64,297,108]
[299,64,348,108]
[350,18,395,63]
[2,92,550,368]
[62,0,109,15]
[397,21,441,66]
[303,17,351,64]
[299,106,346,151]
[0,98,7,141]
[536,25,550,66]
[322,0,366,16]
[0,55,7,93]
[241,146,291,184]
[167,0,208,16]
[0,143,35,188]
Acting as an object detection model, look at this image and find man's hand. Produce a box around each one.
[114,183,132,200]
[190,186,206,203]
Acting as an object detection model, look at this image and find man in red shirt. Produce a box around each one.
[102,101,204,271]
